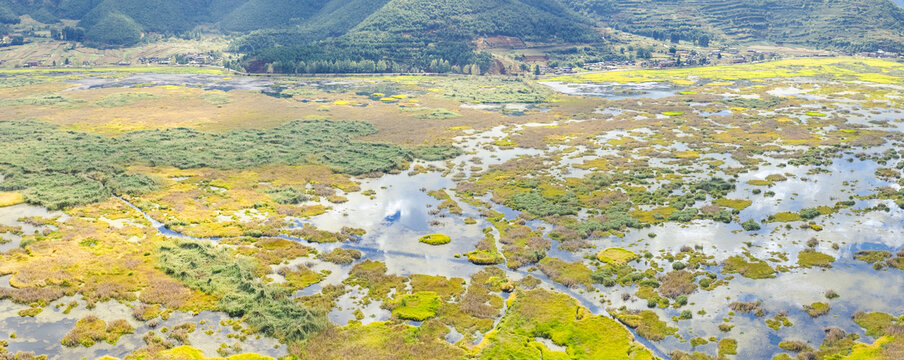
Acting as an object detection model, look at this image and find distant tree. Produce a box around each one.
[698,35,711,47]
[669,46,677,54]
[84,13,141,46]
[62,27,86,42]
[534,65,541,75]
[670,33,680,44]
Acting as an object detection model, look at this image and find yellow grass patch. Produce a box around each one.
[0,192,25,207]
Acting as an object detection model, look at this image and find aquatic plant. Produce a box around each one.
[61,316,134,347]
[658,270,698,299]
[156,240,327,342]
[480,289,655,358]
[722,255,775,279]
[613,309,677,341]
[390,291,441,321]
[797,250,835,268]
[318,248,363,265]
[0,120,461,209]
[537,257,593,289]
[419,234,451,245]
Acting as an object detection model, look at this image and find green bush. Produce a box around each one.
[741,219,761,231]
[263,186,309,205]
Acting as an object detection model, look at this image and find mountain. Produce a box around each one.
[218,0,322,32]
[349,0,594,43]
[1,0,904,70]
[231,0,599,73]
[566,0,904,52]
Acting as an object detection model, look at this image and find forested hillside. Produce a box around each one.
[232,0,599,74]
[351,0,593,42]
[1,0,904,70]
[566,0,904,52]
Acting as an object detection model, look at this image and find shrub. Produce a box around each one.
[264,186,309,205]
[804,302,831,317]
[741,219,761,231]
[61,316,107,347]
[658,270,697,299]
[318,248,363,265]
[729,301,765,317]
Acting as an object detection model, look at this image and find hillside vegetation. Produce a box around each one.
[567,0,904,52]
[1,0,904,69]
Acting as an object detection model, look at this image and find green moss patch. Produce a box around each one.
[479,289,655,358]
[770,212,802,222]
[61,316,134,347]
[854,250,892,264]
[714,198,752,210]
[803,302,831,317]
[722,255,776,279]
[766,313,793,330]
[613,309,677,341]
[537,257,593,289]
[853,312,899,337]
[747,179,774,186]
[797,249,835,268]
[596,248,637,266]
[391,291,441,321]
[159,346,273,359]
[419,234,451,245]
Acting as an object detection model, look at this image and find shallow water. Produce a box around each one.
[64,73,277,92]
[540,81,682,100]
[0,297,286,359]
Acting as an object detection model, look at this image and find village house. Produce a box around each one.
[857,50,900,58]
